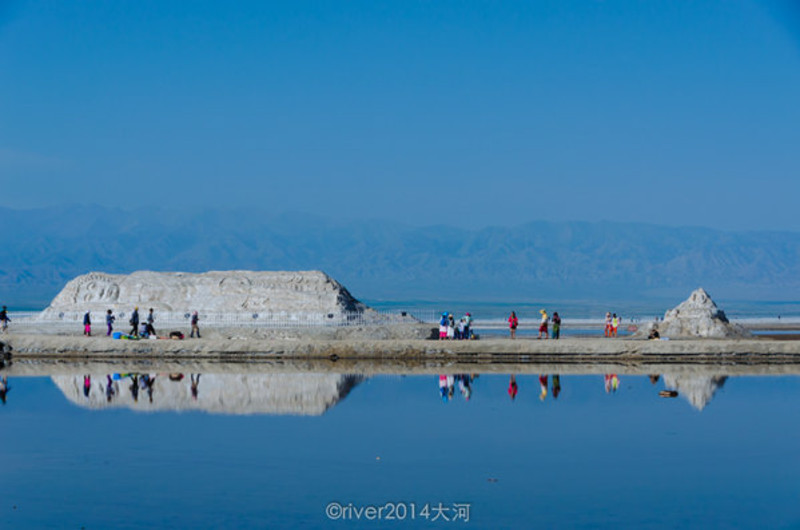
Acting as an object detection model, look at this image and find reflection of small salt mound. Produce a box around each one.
[52,373,363,416]
[663,374,727,411]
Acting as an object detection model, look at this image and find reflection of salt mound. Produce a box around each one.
[52,373,364,416]
[645,288,750,339]
[39,270,372,323]
[663,374,727,411]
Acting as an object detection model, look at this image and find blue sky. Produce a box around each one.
[1,0,799,230]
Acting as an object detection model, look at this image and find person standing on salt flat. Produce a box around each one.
[551,312,561,339]
[146,308,157,336]
[508,311,518,339]
[438,313,448,340]
[129,307,140,337]
[190,311,201,338]
[538,309,549,339]
[106,309,115,336]
[0,305,10,333]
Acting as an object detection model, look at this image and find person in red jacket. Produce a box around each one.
[508,311,519,339]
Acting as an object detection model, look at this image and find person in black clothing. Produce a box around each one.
[0,376,9,404]
[146,308,157,336]
[0,305,10,333]
[190,311,200,338]
[129,307,140,337]
[191,374,201,399]
[551,312,562,339]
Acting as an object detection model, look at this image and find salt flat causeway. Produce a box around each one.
[7,333,800,360]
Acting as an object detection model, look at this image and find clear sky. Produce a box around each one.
[1,0,799,230]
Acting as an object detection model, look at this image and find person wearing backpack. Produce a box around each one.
[438,313,448,340]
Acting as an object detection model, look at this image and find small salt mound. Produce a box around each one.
[642,288,751,339]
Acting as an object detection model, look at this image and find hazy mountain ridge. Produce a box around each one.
[2,206,799,306]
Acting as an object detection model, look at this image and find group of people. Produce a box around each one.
[81,308,201,339]
[508,310,562,339]
[438,312,473,340]
[507,310,625,339]
[604,312,621,337]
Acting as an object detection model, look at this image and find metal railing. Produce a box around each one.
[1,309,623,330]
[4,309,437,329]
[8,309,788,330]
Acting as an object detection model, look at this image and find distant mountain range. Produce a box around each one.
[2,205,799,307]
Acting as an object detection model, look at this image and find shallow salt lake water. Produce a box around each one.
[1,371,799,529]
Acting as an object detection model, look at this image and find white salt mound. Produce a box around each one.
[39,270,389,324]
[642,288,751,339]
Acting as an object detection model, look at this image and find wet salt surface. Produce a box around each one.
[1,373,799,529]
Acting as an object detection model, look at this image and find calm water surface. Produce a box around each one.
[1,371,798,529]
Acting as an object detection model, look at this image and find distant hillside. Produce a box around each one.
[1,205,799,307]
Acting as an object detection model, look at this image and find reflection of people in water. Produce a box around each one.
[83,375,92,398]
[457,374,472,400]
[0,376,9,404]
[539,375,548,401]
[439,375,448,401]
[106,375,117,403]
[190,374,201,400]
[552,375,561,399]
[141,374,156,403]
[129,374,140,402]
[604,374,619,393]
[508,375,518,400]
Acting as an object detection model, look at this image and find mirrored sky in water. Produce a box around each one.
[1,373,798,529]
